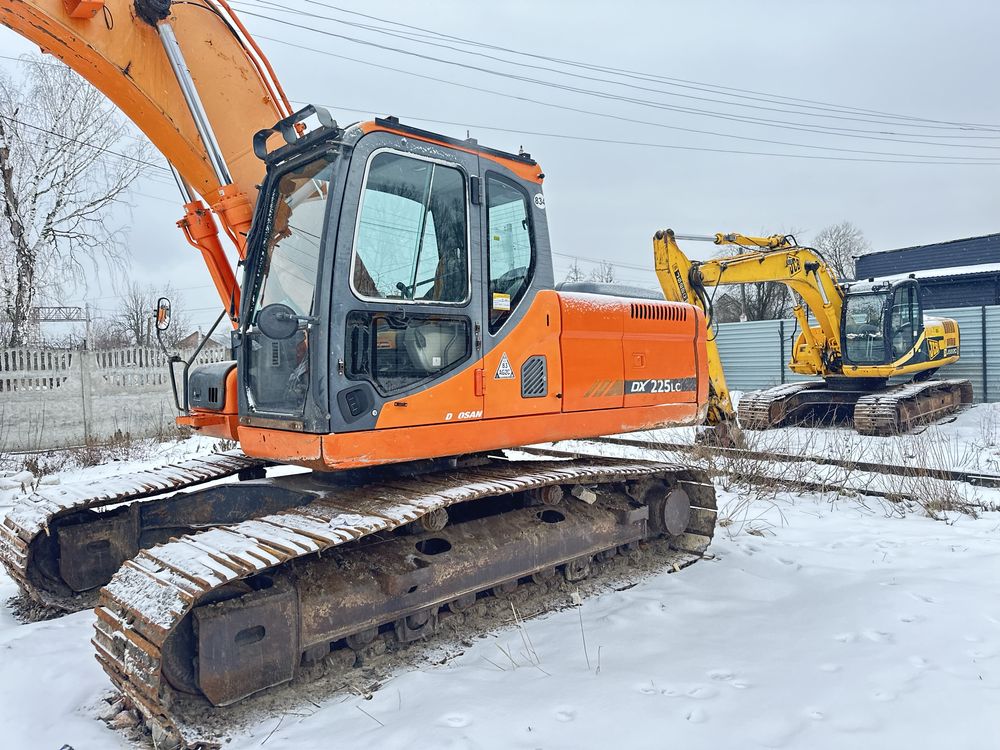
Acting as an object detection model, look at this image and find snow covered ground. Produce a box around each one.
[640,397,1000,476]
[0,417,998,749]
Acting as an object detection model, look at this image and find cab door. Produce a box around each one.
[328,131,485,432]
[889,280,921,361]
[480,163,562,419]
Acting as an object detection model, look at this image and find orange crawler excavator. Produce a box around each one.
[0,2,717,745]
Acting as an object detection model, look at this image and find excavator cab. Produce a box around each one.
[232,109,554,442]
[841,278,922,367]
[169,106,710,468]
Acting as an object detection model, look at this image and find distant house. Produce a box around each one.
[175,330,231,356]
[855,233,1000,309]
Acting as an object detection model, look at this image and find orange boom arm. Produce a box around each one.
[0,0,291,311]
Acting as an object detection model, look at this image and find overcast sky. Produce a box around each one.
[3,0,1000,334]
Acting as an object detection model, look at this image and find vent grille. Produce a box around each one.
[521,356,547,398]
[943,321,957,334]
[207,386,220,405]
[629,302,688,322]
[270,342,281,367]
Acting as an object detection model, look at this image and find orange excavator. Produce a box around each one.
[0,2,717,746]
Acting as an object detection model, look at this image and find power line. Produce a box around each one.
[307,99,1000,167]
[0,114,170,171]
[4,21,998,166]
[279,0,1000,132]
[238,0,1000,143]
[251,31,1000,163]
[242,14,1000,158]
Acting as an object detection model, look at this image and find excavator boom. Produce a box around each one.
[1,0,288,202]
[1,0,292,309]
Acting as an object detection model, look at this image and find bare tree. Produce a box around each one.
[562,258,586,283]
[87,317,129,349]
[812,221,871,281]
[0,56,150,347]
[589,260,616,283]
[108,282,190,347]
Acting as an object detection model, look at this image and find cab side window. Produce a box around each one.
[487,176,534,332]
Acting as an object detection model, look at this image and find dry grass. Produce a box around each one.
[680,422,994,532]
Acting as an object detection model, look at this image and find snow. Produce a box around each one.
[0,415,999,749]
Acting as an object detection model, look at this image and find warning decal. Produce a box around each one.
[495,352,515,380]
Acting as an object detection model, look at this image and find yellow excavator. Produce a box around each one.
[655,229,973,436]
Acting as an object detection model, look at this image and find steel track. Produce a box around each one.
[0,450,268,611]
[736,378,974,435]
[90,455,716,748]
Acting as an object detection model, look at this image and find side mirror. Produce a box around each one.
[155,297,172,331]
[256,302,299,340]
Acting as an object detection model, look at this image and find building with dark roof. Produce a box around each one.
[855,233,1000,309]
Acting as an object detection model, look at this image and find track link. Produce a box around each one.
[853,379,974,435]
[0,450,267,611]
[91,455,715,748]
[736,381,823,429]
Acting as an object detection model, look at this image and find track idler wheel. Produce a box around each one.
[629,480,691,537]
[394,608,437,642]
[563,556,592,582]
[528,485,565,506]
[345,627,379,650]
[491,580,518,597]
[418,508,449,532]
[531,567,557,585]
[447,593,477,613]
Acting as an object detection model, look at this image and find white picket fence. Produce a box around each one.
[0,345,229,451]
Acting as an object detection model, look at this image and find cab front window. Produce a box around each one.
[245,155,334,417]
[843,292,888,365]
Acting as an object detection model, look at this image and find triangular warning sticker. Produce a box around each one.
[495,352,515,380]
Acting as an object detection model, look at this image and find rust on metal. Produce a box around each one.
[89,455,716,747]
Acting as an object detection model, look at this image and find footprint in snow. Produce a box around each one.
[440,714,471,728]
[908,655,930,669]
[908,592,936,604]
[870,689,897,702]
[707,669,751,689]
[966,645,998,660]
[898,614,922,624]
[806,708,826,721]
[862,629,894,644]
[819,663,842,673]
[637,683,659,695]
[553,706,576,722]
[834,632,857,643]
[685,708,708,723]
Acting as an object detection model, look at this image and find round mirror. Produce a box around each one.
[256,303,299,340]
[155,297,172,332]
